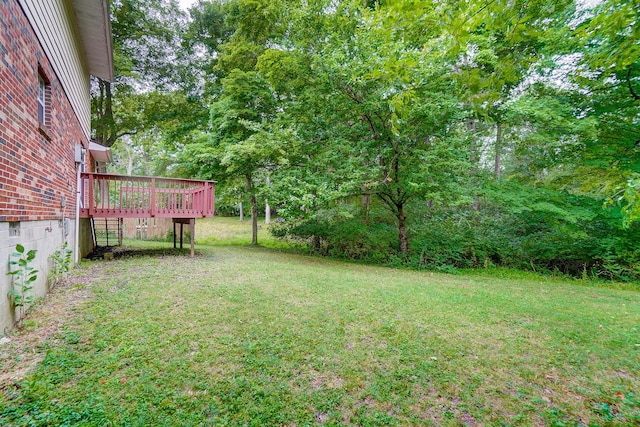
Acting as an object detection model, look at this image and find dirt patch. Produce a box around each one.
[0,263,106,390]
[85,245,197,260]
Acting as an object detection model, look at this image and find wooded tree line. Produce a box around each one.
[93,0,639,280]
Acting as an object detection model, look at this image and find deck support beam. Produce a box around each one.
[190,218,195,257]
[173,218,195,256]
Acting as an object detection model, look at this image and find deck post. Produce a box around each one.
[150,178,156,217]
[190,218,195,257]
[173,221,177,248]
[88,174,95,217]
[180,223,184,248]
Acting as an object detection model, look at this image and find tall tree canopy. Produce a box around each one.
[92,0,207,157]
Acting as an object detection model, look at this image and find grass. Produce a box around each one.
[194,216,284,248]
[0,222,639,426]
[126,216,283,248]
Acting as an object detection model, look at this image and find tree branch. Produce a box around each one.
[114,130,138,141]
[627,67,640,101]
[376,191,397,213]
[361,113,377,136]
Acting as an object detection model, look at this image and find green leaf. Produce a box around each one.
[8,290,23,306]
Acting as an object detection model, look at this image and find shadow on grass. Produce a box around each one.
[85,245,197,260]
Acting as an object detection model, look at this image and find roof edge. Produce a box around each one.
[89,141,113,163]
[100,0,114,82]
[70,0,114,82]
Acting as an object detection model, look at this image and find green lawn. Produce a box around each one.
[0,239,639,425]
[194,216,283,248]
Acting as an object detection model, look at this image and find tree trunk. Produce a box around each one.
[361,193,371,222]
[467,118,479,166]
[397,203,408,256]
[265,202,270,224]
[467,118,481,211]
[250,196,258,246]
[125,139,134,176]
[494,120,502,180]
[238,202,244,221]
[94,78,116,147]
[104,80,114,146]
[246,174,258,245]
[265,176,271,224]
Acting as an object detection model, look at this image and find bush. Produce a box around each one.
[270,208,397,262]
[271,186,640,281]
[405,191,640,281]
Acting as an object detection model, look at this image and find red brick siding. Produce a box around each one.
[0,0,90,222]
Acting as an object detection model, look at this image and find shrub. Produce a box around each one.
[271,186,640,281]
[270,207,397,262]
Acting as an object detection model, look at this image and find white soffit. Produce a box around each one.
[70,0,114,82]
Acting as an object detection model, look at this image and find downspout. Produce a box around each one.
[74,145,85,264]
[75,163,81,264]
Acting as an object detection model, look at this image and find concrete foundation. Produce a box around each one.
[78,218,94,258]
[0,219,76,334]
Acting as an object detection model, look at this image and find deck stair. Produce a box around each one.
[92,218,122,247]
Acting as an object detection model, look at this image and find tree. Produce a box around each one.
[200,69,278,245]
[178,0,287,245]
[575,0,639,103]
[560,0,640,225]
[92,0,193,147]
[255,0,473,255]
[451,0,575,179]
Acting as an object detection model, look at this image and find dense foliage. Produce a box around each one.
[98,0,640,280]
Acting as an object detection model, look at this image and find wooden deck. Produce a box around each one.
[79,173,215,219]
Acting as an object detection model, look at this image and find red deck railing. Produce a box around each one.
[79,173,215,219]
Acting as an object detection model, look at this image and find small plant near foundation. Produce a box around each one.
[7,244,38,321]
[49,242,73,288]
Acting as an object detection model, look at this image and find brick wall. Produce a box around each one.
[0,0,90,222]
